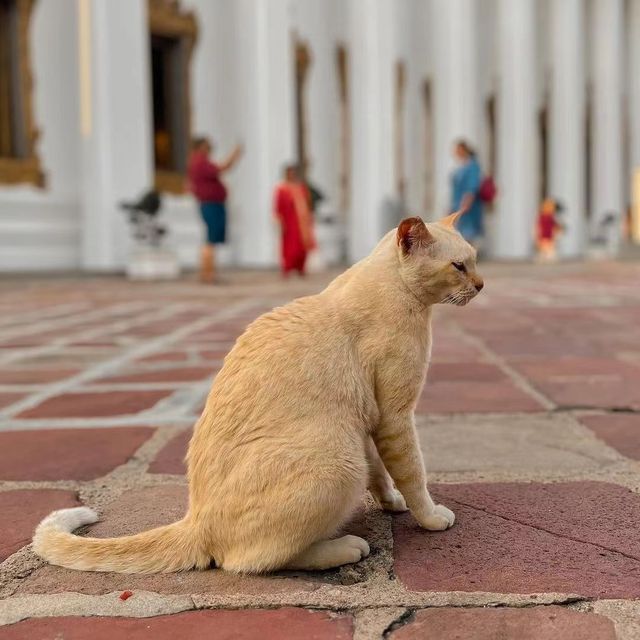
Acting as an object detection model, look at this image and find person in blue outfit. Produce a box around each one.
[450,140,484,245]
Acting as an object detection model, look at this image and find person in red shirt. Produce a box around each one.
[273,164,317,277]
[188,137,243,283]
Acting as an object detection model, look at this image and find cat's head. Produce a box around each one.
[395,214,484,306]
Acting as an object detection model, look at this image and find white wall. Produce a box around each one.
[0,1,81,271]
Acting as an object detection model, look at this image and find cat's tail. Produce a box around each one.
[33,507,210,574]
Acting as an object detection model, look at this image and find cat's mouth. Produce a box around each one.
[441,289,476,306]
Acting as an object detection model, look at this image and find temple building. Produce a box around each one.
[1,0,639,272]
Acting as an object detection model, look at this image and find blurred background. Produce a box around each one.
[1,0,640,274]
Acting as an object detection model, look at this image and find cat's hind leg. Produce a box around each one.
[285,535,370,570]
[217,437,371,574]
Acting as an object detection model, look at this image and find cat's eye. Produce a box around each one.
[452,262,467,273]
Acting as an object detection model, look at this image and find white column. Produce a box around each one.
[79,0,153,270]
[185,0,240,268]
[628,0,640,243]
[347,0,395,261]
[231,0,296,267]
[549,0,586,258]
[432,0,480,218]
[590,0,624,249]
[494,0,538,259]
[291,0,342,215]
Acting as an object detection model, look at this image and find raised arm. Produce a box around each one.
[218,143,244,173]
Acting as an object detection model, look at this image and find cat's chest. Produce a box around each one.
[386,327,431,374]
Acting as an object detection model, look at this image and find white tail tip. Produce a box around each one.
[37,506,99,534]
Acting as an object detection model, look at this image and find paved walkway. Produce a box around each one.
[1,263,639,639]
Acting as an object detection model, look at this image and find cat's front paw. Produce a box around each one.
[376,488,408,513]
[417,504,455,531]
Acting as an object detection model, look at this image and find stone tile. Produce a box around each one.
[416,414,619,473]
[12,351,119,368]
[148,429,191,474]
[0,609,353,640]
[393,481,640,598]
[0,337,46,348]
[427,362,506,383]
[67,340,121,347]
[0,369,79,384]
[17,390,171,418]
[18,485,354,596]
[139,351,190,363]
[417,381,543,414]
[0,427,154,481]
[513,357,640,381]
[579,414,640,460]
[0,393,25,410]
[429,338,485,363]
[484,333,606,360]
[95,367,213,384]
[389,606,615,640]
[199,349,232,361]
[530,378,640,410]
[0,489,82,561]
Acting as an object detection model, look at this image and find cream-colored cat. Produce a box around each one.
[34,214,483,574]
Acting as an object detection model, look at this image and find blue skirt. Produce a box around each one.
[199,202,227,244]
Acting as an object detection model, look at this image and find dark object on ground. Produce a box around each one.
[120,190,166,247]
[591,211,618,247]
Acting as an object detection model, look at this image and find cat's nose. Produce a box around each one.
[474,279,484,292]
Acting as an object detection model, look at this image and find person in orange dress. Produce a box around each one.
[273,165,316,277]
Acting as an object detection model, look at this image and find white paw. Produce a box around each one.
[417,504,455,531]
[342,534,370,561]
[378,488,408,513]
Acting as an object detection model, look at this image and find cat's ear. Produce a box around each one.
[439,208,465,229]
[397,217,434,255]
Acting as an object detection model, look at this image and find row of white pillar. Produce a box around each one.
[355,0,634,260]
[499,0,628,259]
[79,0,637,269]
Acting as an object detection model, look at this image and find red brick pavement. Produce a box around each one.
[579,413,640,460]
[1,265,640,637]
[1,489,82,561]
[393,482,640,598]
[0,427,154,481]
[17,390,172,419]
[388,607,616,640]
[1,609,353,640]
[148,429,191,475]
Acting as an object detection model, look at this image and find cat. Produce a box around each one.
[34,213,483,574]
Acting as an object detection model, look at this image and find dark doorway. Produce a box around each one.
[150,34,188,174]
[293,36,312,179]
[538,99,549,201]
[485,94,497,178]
[422,79,435,212]
[0,0,24,159]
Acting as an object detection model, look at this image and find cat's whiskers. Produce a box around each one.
[443,287,476,306]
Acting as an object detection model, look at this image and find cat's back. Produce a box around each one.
[201,291,373,431]
[217,292,352,387]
